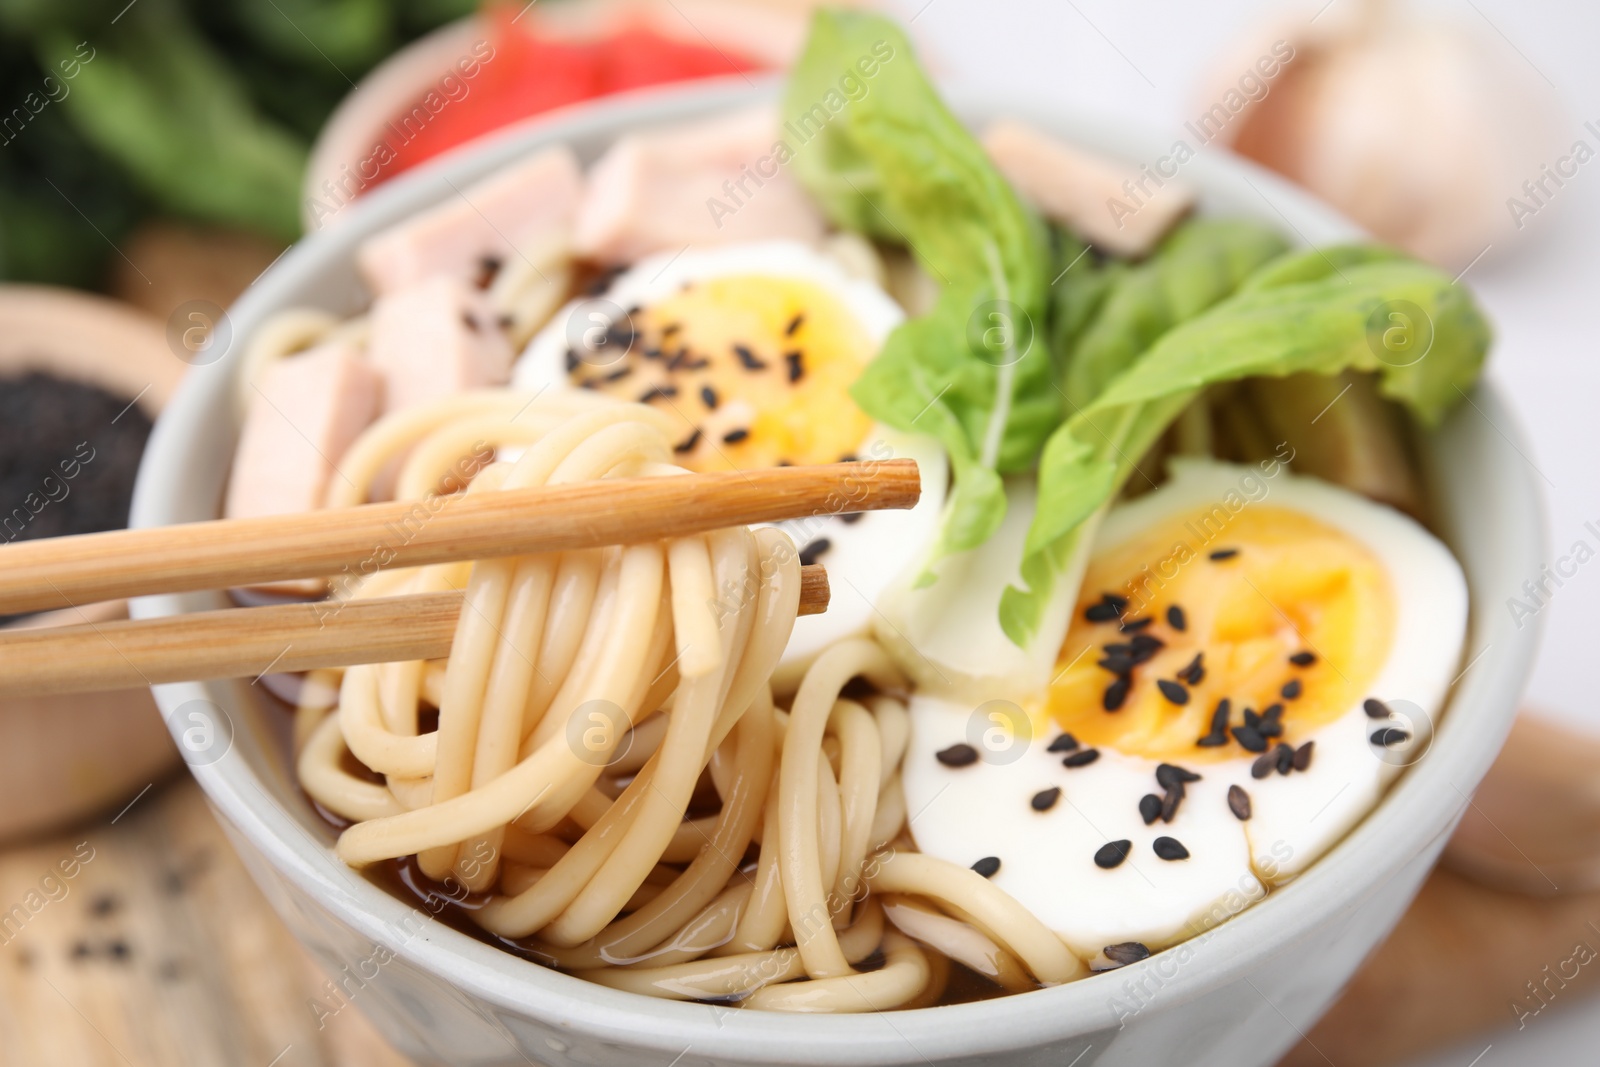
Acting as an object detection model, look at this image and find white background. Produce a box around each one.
[887,0,1599,1063]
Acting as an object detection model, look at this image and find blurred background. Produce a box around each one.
[0,0,1593,1064]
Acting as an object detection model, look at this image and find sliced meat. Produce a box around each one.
[574,105,825,265]
[357,144,582,296]
[368,276,513,414]
[225,341,382,519]
[983,118,1196,258]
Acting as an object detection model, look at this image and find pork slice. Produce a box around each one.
[225,341,382,519]
[368,276,513,414]
[983,118,1195,258]
[574,105,825,265]
[357,144,582,295]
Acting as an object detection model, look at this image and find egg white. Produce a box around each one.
[511,241,949,676]
[902,457,1468,957]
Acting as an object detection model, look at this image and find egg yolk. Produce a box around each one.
[1046,505,1394,762]
[575,275,876,472]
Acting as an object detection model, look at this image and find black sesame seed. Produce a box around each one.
[1103,942,1151,966]
[1281,679,1303,700]
[1371,726,1411,747]
[1103,676,1131,712]
[642,346,663,360]
[936,743,979,767]
[1139,793,1163,825]
[474,254,502,289]
[1104,594,1129,613]
[1293,740,1315,771]
[1120,616,1155,633]
[797,539,831,567]
[785,313,804,336]
[1129,633,1165,658]
[1160,783,1185,823]
[1290,651,1317,667]
[1063,748,1101,768]
[1258,713,1283,740]
[640,384,679,404]
[1031,787,1062,812]
[1250,751,1276,779]
[1228,784,1252,821]
[1166,605,1187,632]
[1232,725,1268,753]
[785,350,805,383]
[1177,653,1205,686]
[1094,840,1132,869]
[1275,742,1295,775]
[604,365,632,382]
[700,384,719,410]
[1243,708,1261,729]
[1209,699,1232,735]
[1156,679,1190,706]
[1156,763,1202,787]
[682,357,711,371]
[837,452,858,463]
[1152,837,1190,861]
[1047,733,1080,753]
[839,512,864,524]
[971,856,1001,878]
[1099,655,1136,675]
[733,344,767,371]
[722,428,750,445]
[673,428,701,453]
[1084,600,1121,623]
[1209,548,1239,561]
[1363,698,1393,719]
[1196,733,1229,748]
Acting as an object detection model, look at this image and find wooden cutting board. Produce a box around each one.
[0,774,413,1067]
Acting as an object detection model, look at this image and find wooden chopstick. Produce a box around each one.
[0,567,831,697]
[0,459,917,616]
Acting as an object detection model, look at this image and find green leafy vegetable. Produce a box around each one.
[1061,219,1289,409]
[785,9,1055,566]
[1001,247,1493,645]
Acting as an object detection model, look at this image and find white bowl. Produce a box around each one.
[131,79,1544,1067]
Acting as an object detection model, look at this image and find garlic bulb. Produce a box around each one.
[1200,0,1561,270]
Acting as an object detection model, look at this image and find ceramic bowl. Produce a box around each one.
[131,80,1544,1067]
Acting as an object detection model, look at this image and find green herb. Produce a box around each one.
[785,9,1055,570]
[1001,247,1492,645]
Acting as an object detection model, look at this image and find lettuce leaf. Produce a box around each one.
[785,10,1054,565]
[1001,247,1493,645]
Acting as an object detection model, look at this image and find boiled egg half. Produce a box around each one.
[513,240,949,672]
[902,457,1467,961]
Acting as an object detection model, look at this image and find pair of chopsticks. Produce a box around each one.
[0,460,920,697]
